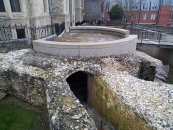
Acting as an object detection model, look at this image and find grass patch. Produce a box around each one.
[168,66,173,84]
[0,100,42,130]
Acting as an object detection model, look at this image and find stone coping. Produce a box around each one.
[35,35,136,46]
[33,26,137,57]
[69,26,130,37]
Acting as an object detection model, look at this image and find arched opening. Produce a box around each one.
[66,71,116,130]
[66,71,90,104]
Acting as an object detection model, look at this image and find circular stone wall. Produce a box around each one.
[33,26,137,57]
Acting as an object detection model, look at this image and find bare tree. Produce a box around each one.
[118,0,144,28]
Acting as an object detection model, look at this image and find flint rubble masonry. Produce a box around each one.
[0,49,172,130]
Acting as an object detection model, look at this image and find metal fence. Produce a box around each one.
[0,23,65,42]
[129,26,173,45]
[134,24,173,34]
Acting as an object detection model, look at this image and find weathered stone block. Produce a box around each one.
[9,71,46,106]
[0,70,11,92]
[0,91,6,100]
[0,39,32,53]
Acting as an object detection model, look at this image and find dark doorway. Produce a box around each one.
[16,29,26,39]
[55,23,59,35]
[66,71,116,130]
[66,71,88,103]
[0,0,5,12]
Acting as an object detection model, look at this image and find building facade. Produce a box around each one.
[84,0,117,23]
[0,0,51,39]
[0,0,84,40]
[69,0,76,26]
[84,0,102,22]
[0,0,51,27]
[118,0,173,26]
[50,0,70,32]
[75,0,85,23]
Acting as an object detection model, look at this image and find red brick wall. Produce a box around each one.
[158,5,171,26]
[127,6,172,26]
[139,11,158,24]
[129,11,158,25]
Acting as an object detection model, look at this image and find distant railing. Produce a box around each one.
[0,23,65,42]
[129,26,173,45]
[133,24,173,34]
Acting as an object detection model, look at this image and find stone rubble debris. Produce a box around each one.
[0,49,172,130]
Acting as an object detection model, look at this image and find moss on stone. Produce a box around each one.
[168,66,173,84]
[88,76,153,130]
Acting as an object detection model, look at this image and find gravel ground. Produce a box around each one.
[52,32,121,42]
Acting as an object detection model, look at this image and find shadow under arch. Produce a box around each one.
[65,69,151,130]
[66,71,94,104]
[66,70,117,130]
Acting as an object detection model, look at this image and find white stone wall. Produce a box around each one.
[0,0,51,26]
[31,0,49,17]
[0,0,51,39]
[64,0,69,14]
[75,0,84,22]
[0,0,84,38]
[0,0,28,25]
[69,0,75,26]
[84,0,102,21]
[50,0,70,31]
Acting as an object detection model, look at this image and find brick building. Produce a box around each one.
[118,0,173,26]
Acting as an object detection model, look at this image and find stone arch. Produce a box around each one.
[65,70,119,130]
[66,70,94,104]
[65,67,100,79]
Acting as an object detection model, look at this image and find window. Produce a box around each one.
[0,0,5,12]
[142,14,147,20]
[16,29,25,39]
[132,4,138,10]
[151,3,157,10]
[55,23,60,34]
[151,14,156,20]
[10,0,21,12]
[170,14,173,19]
[143,3,148,10]
[131,14,136,20]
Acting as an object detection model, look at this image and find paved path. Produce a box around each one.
[138,33,173,48]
